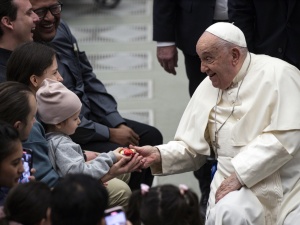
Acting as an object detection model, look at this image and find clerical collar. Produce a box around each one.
[230,52,251,87]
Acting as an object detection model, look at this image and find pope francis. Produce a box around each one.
[131,22,300,225]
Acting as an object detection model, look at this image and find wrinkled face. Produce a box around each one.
[34,56,63,89]
[0,141,24,188]
[11,0,39,44]
[17,94,37,141]
[196,32,236,90]
[59,110,81,136]
[30,0,61,42]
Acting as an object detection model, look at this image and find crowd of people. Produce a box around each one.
[1,0,300,224]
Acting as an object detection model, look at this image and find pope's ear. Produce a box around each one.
[231,47,241,66]
[0,16,13,30]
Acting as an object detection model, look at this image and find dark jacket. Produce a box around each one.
[153,0,216,55]
[228,0,300,69]
[50,20,126,144]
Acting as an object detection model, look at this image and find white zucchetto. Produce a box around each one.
[205,22,247,48]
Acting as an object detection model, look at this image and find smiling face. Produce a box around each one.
[31,56,63,91]
[0,140,24,188]
[11,0,39,44]
[30,0,61,42]
[196,32,239,90]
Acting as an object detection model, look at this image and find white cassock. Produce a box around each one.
[152,53,300,225]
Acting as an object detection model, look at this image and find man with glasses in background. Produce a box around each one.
[29,0,163,190]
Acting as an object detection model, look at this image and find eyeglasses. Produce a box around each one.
[33,2,63,19]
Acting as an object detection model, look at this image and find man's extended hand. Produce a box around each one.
[109,124,140,146]
[129,145,161,169]
[157,45,178,75]
[215,173,242,203]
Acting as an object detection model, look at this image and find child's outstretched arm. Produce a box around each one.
[101,153,143,183]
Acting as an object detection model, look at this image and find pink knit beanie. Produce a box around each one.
[36,79,82,124]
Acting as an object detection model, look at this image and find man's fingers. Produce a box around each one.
[129,136,139,146]
[162,61,177,75]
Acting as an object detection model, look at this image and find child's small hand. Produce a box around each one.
[113,147,136,161]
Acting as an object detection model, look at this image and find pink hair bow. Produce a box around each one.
[141,183,150,195]
[179,184,189,195]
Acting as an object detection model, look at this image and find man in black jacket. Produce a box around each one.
[228,0,300,69]
[153,0,221,96]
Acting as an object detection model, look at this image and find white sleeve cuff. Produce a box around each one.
[157,42,176,47]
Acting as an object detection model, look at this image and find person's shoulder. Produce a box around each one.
[52,20,75,52]
[23,121,46,143]
[194,77,215,95]
[46,133,76,147]
[251,54,298,74]
[52,20,73,43]
[46,132,67,141]
[32,120,45,132]
[56,20,72,36]
[251,54,300,83]
[58,20,71,32]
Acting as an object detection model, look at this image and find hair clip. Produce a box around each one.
[179,184,189,195]
[141,183,150,195]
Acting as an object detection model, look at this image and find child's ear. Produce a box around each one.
[55,123,62,129]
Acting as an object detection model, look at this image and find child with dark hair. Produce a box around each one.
[126,184,203,225]
[0,82,37,205]
[0,181,51,225]
[0,121,24,206]
[51,173,108,225]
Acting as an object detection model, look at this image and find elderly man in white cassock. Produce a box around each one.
[130,22,300,225]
